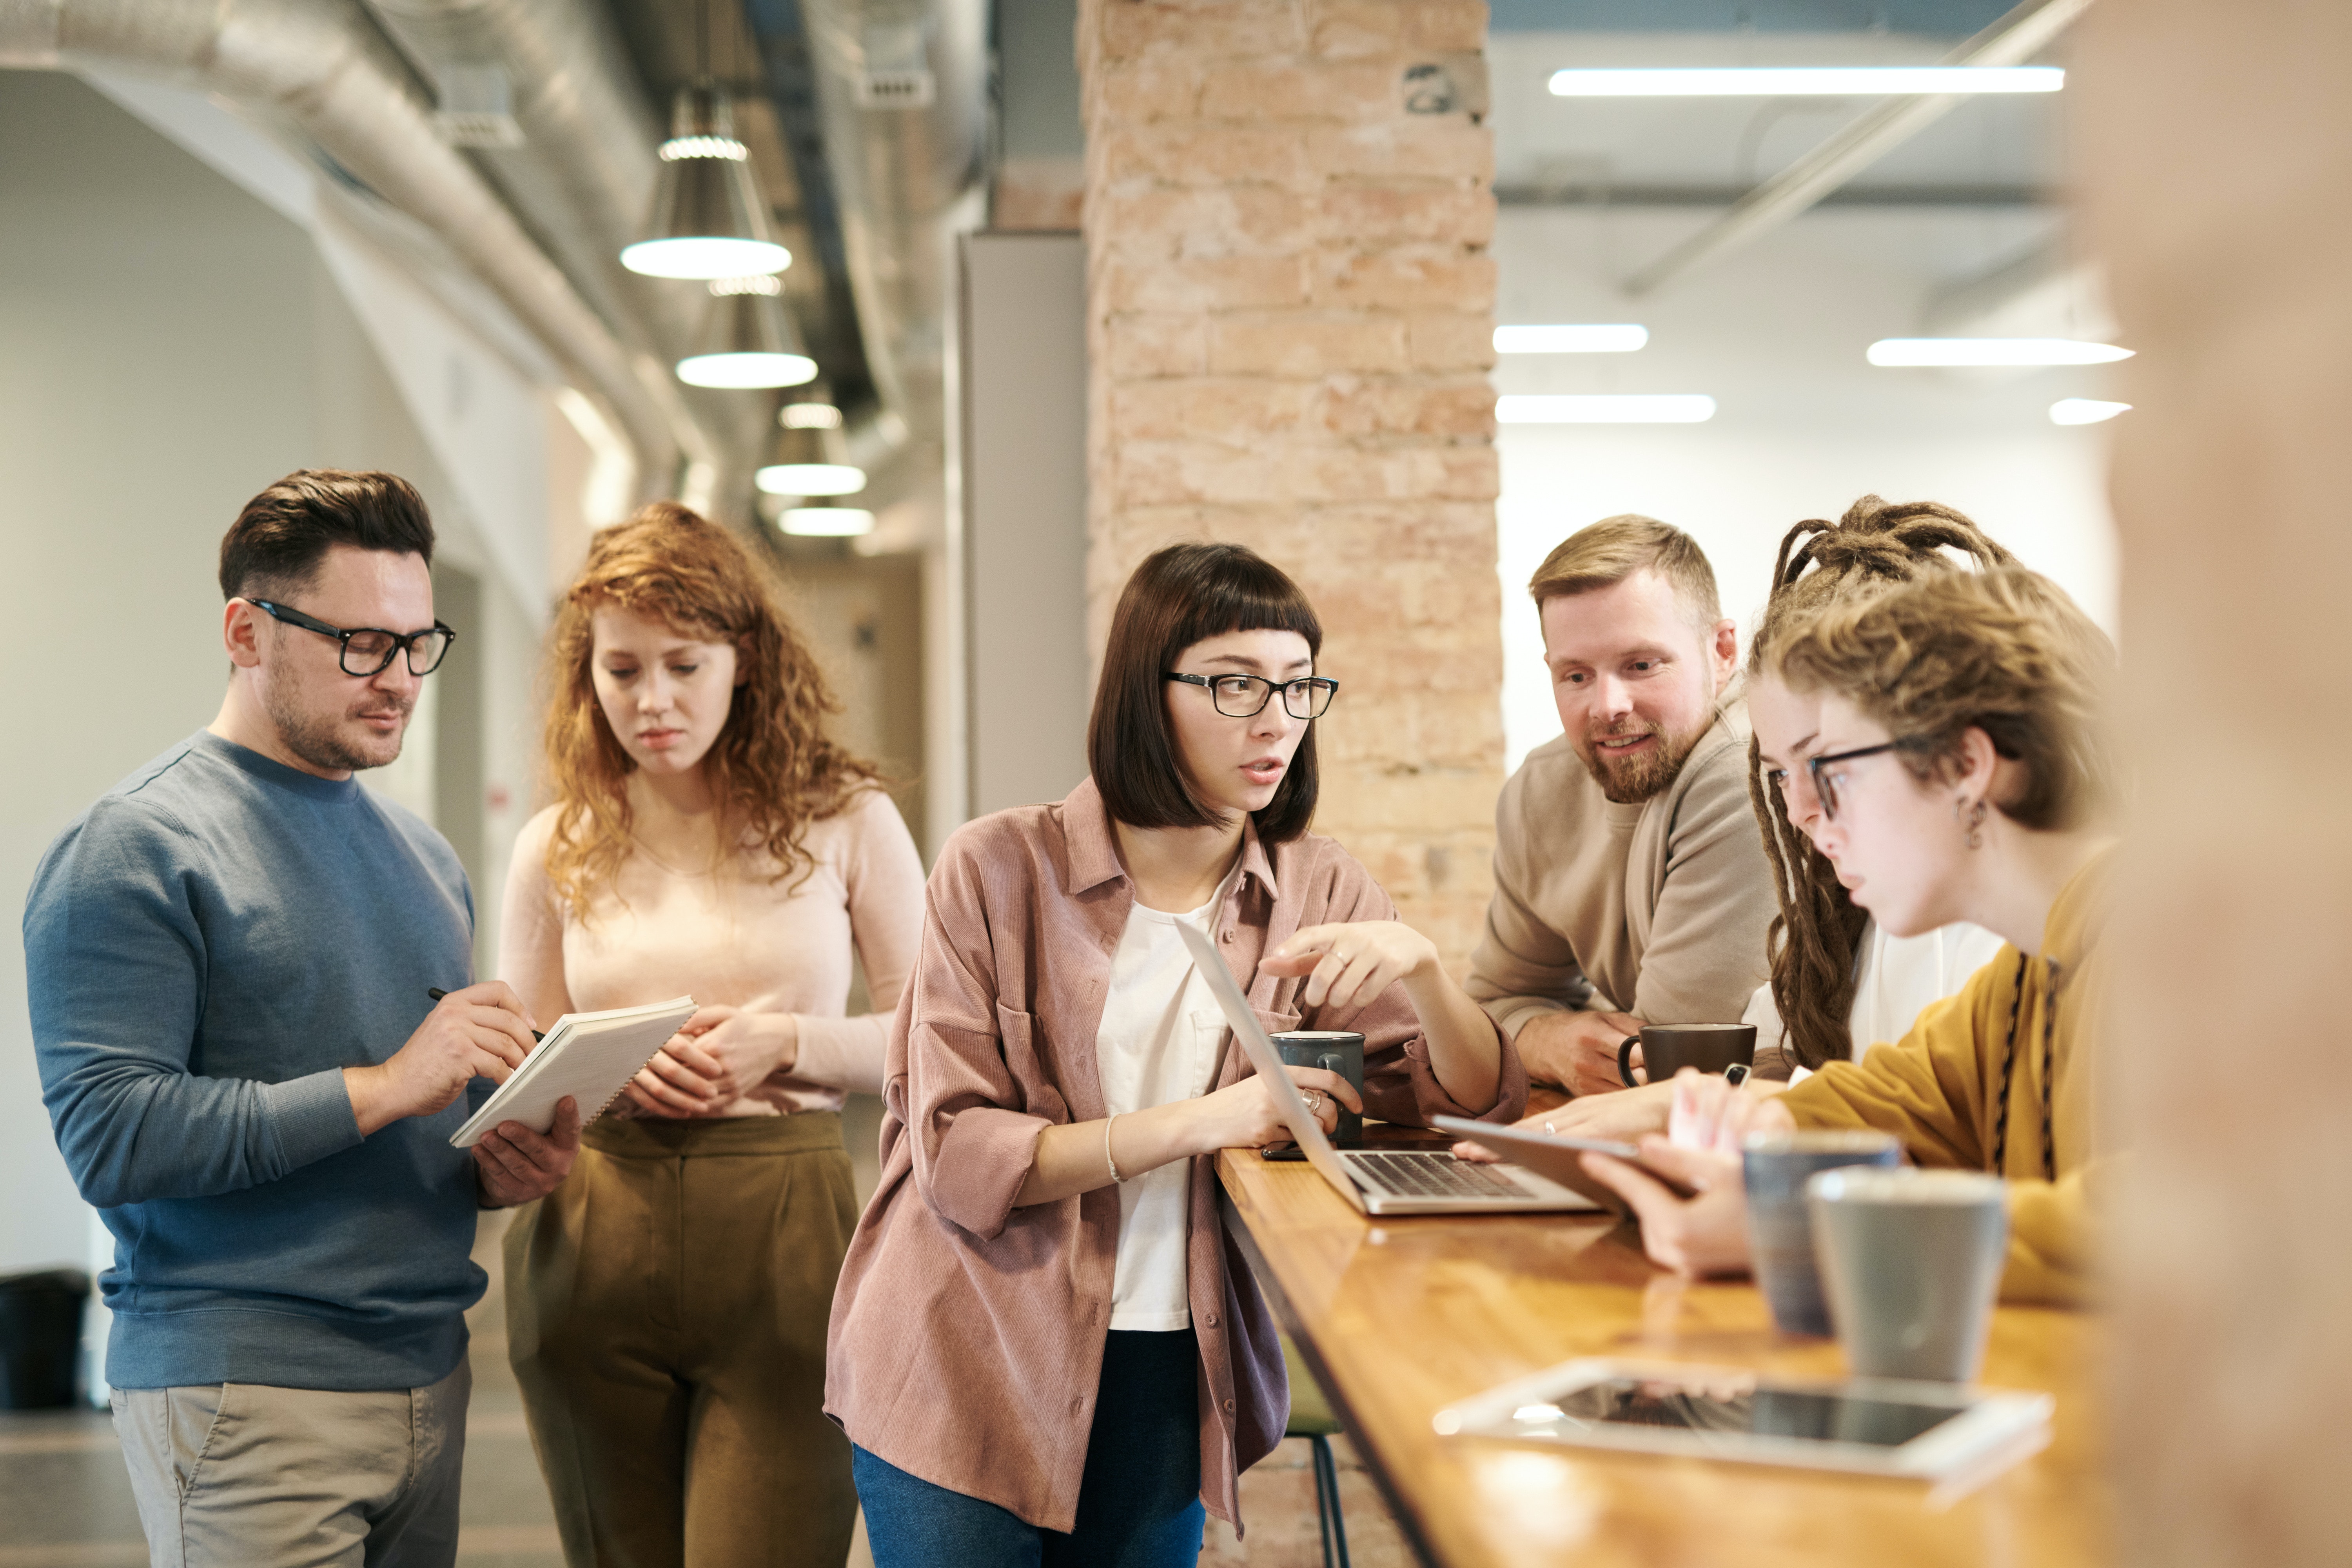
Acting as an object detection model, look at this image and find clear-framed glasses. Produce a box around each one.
[1804,739,1923,821]
[1165,671,1339,720]
[247,598,457,677]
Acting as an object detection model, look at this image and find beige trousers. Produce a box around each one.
[504,1112,859,1568]
[110,1360,471,1568]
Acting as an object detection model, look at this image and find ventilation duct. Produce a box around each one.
[0,0,713,505]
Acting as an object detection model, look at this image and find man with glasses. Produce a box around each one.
[1466,515,1779,1097]
[27,470,578,1568]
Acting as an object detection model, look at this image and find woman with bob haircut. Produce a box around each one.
[826,541,1526,1564]
[1569,564,2118,1307]
[497,502,925,1568]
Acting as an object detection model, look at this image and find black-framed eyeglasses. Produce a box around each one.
[248,599,456,677]
[1165,671,1339,720]
[1805,739,1924,821]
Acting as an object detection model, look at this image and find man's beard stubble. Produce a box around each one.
[1575,716,1706,805]
[264,680,412,774]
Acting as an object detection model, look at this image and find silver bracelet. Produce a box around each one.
[1105,1112,1125,1183]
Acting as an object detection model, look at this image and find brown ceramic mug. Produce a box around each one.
[1617,1022,1757,1089]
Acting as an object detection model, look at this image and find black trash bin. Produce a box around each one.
[0,1269,91,1409]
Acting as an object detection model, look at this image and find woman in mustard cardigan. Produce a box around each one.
[1575,564,2117,1305]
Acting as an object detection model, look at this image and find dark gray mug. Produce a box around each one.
[1617,1022,1757,1089]
[1273,1031,1364,1148]
[1742,1130,1903,1337]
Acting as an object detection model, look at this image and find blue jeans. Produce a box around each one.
[854,1328,1206,1568]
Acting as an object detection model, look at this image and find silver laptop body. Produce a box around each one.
[1175,920,1595,1215]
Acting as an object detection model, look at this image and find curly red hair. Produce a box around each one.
[540,502,882,917]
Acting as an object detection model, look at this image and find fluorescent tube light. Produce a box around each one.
[1497,394,1715,424]
[1867,338,2135,367]
[1494,324,1649,354]
[2050,398,2132,425]
[1548,66,2063,98]
[780,507,875,537]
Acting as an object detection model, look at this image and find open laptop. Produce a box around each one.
[1176,920,1595,1215]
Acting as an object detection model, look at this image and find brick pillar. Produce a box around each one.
[1077,0,1503,971]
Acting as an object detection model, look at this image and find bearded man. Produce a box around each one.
[1466,515,1777,1096]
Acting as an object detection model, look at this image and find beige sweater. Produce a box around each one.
[1468,693,1778,1036]
[498,787,926,1115]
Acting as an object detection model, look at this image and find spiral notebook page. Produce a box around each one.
[450,995,697,1148]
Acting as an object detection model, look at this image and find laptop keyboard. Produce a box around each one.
[1348,1150,1528,1201]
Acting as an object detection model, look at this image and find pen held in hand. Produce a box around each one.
[426,987,545,1043]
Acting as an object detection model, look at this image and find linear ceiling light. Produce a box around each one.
[1867,338,2133,367]
[1548,66,2063,97]
[1494,324,1648,354]
[2050,398,2132,425]
[622,87,792,279]
[780,506,876,537]
[1497,394,1716,425]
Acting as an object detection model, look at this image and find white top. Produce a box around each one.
[1745,919,2009,1079]
[1096,869,1238,1332]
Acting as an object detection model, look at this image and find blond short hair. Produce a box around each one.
[1528,514,1721,628]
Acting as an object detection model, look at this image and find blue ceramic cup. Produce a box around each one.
[1742,1129,1902,1336]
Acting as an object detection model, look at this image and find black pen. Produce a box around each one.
[426,987,545,1043]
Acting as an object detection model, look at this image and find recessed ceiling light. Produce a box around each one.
[1496,394,1715,424]
[2050,398,2132,425]
[1494,324,1648,354]
[1867,338,2134,367]
[1548,66,2063,98]
[780,507,875,537]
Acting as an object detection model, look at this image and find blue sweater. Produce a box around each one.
[27,731,489,1392]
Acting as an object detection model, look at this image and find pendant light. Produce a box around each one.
[622,0,789,280]
[675,275,817,388]
[755,415,866,497]
[780,506,876,537]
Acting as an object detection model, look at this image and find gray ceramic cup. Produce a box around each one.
[1741,1130,1903,1337]
[1272,1031,1365,1148]
[1807,1167,2009,1381]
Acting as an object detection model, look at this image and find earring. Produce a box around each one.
[1964,799,1987,850]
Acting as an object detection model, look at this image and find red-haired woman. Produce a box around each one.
[826,542,1526,1565]
[498,503,924,1568]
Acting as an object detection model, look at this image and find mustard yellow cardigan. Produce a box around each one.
[1780,849,2110,1305]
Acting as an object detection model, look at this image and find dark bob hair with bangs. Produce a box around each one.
[1088,542,1325,843]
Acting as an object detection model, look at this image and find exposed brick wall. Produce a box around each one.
[1077,0,1504,973]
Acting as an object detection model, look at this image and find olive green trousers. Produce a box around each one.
[505,1113,859,1568]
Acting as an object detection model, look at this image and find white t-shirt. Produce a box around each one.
[1096,871,1237,1332]
[1745,919,2009,1079]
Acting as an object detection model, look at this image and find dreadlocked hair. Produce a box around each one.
[540,502,884,920]
[1745,496,2016,1070]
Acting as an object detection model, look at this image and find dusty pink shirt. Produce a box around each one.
[823,779,1528,1533]
[498,788,925,1112]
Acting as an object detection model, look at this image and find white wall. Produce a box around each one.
[0,71,550,1273]
[1493,204,2122,771]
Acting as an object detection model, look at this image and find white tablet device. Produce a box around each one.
[1432,1357,2053,1483]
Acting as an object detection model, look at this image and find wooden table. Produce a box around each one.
[1216,1123,2109,1568]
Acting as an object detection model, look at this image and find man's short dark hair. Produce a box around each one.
[1088,542,1323,844]
[218,470,436,603]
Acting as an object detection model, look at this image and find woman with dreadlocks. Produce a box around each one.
[1577,561,2119,1305]
[1740,496,2016,1080]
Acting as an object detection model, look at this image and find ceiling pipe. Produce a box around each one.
[0,0,712,505]
[789,0,990,509]
[1622,0,2094,298]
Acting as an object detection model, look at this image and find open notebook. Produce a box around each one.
[449,996,698,1148]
